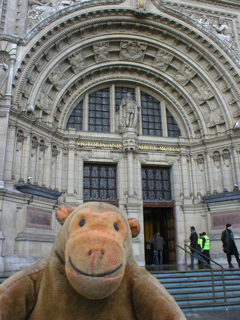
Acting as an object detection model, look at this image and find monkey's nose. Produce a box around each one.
[88,249,104,256]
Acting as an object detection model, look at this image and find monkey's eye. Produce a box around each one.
[114,223,119,231]
[79,219,85,227]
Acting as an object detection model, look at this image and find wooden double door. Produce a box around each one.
[144,205,176,264]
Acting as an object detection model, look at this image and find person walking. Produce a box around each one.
[189,226,206,269]
[221,223,240,268]
[152,232,165,265]
[202,232,211,265]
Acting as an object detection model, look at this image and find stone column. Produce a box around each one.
[161,100,167,137]
[205,151,213,194]
[66,141,76,202]
[110,84,115,133]
[231,146,239,186]
[135,86,142,135]
[44,140,51,188]
[83,94,88,131]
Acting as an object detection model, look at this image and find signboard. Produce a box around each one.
[211,212,240,229]
[26,208,52,229]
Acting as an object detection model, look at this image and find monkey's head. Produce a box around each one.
[55,202,140,300]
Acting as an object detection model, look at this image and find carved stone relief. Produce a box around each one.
[192,84,214,104]
[68,50,86,73]
[120,41,147,62]
[48,66,67,90]
[197,154,204,171]
[222,150,231,167]
[0,51,10,98]
[37,90,52,114]
[16,130,25,152]
[205,111,225,128]
[175,64,196,86]
[212,17,232,43]
[27,1,74,29]
[31,136,38,157]
[212,152,221,168]
[93,42,109,63]
[153,49,173,71]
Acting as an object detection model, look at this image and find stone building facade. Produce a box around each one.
[0,0,240,271]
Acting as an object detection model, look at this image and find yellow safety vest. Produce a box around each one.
[203,235,210,250]
[198,237,203,249]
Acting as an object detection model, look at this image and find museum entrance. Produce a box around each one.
[144,205,176,265]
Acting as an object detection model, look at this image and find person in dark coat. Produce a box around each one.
[152,233,165,265]
[221,223,240,268]
[189,226,206,269]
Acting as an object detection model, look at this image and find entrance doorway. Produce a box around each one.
[144,206,176,265]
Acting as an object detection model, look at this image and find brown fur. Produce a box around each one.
[0,202,186,319]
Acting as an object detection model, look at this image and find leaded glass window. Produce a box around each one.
[115,87,135,112]
[66,101,83,130]
[142,167,171,201]
[141,92,162,136]
[83,164,117,200]
[89,89,110,132]
[167,109,181,137]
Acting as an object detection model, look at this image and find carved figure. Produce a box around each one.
[197,15,210,31]
[48,66,66,89]
[192,84,214,104]
[119,93,140,131]
[213,17,232,43]
[38,91,52,114]
[154,49,172,71]
[0,56,9,98]
[0,202,186,320]
[93,42,109,63]
[175,64,195,85]
[120,41,147,62]
[68,51,86,72]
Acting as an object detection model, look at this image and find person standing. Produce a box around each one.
[145,237,153,265]
[189,226,206,269]
[153,233,165,265]
[221,224,240,268]
[202,232,211,265]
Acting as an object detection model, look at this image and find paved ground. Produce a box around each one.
[185,307,240,319]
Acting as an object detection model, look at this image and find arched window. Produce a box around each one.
[66,101,83,130]
[141,92,162,136]
[89,88,110,132]
[166,109,181,137]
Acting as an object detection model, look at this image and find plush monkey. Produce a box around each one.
[0,202,186,319]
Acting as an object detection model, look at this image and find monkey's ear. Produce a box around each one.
[128,218,140,238]
[56,205,75,225]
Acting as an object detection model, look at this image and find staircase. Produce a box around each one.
[152,268,240,312]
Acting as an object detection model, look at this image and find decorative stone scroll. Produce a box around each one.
[120,41,147,62]
[93,42,109,63]
[153,49,173,71]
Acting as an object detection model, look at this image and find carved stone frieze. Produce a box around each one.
[68,50,86,73]
[48,66,67,90]
[192,84,214,104]
[93,42,109,63]
[175,64,196,86]
[37,90,52,114]
[119,41,147,62]
[153,49,173,71]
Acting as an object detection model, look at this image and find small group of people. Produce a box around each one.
[189,226,210,269]
[145,233,165,265]
[189,223,240,269]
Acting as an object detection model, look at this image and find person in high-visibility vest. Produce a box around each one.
[202,232,211,265]
[197,233,203,265]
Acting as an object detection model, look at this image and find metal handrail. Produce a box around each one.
[176,244,217,303]
[184,244,227,303]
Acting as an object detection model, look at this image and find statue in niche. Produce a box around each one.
[192,84,214,104]
[68,51,86,73]
[38,90,52,114]
[0,54,9,98]
[120,41,147,62]
[175,64,196,85]
[135,0,148,12]
[213,17,232,43]
[212,152,221,168]
[93,42,109,63]
[222,150,230,167]
[154,49,172,71]
[197,155,204,172]
[48,66,66,90]
[118,93,140,132]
